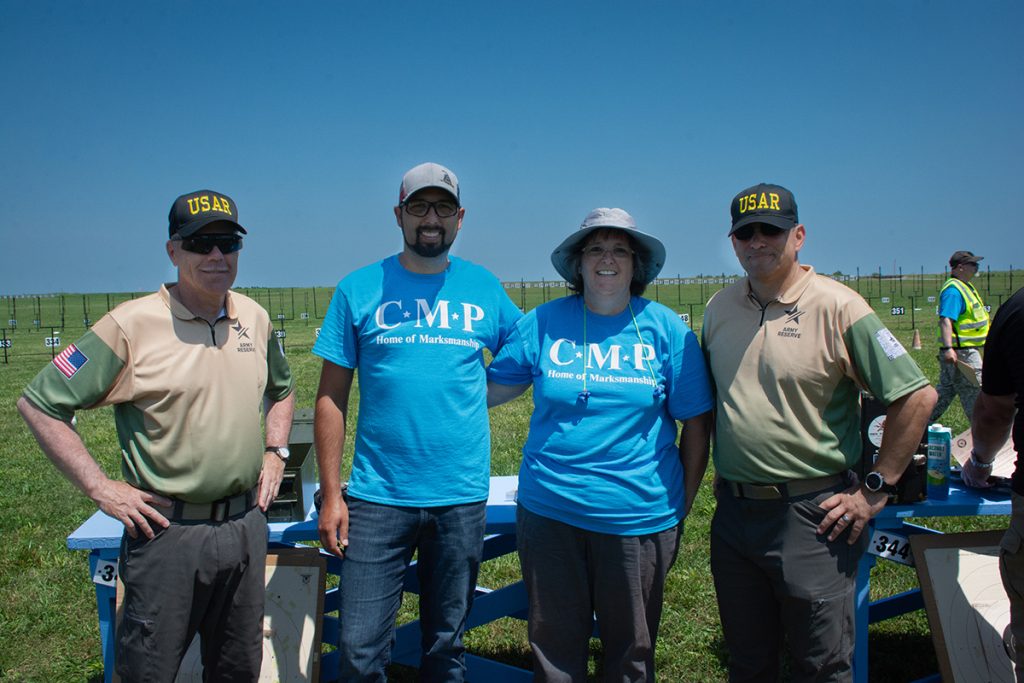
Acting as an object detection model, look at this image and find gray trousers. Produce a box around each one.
[516,504,680,683]
[710,484,867,683]
[930,347,983,422]
[116,504,268,682]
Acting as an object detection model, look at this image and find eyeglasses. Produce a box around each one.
[732,224,786,241]
[173,234,244,255]
[581,245,634,260]
[403,199,459,218]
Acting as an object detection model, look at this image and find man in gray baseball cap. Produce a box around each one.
[313,162,522,680]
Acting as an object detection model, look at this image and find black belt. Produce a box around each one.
[167,488,257,522]
[720,474,846,501]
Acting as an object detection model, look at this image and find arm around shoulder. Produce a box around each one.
[487,381,530,408]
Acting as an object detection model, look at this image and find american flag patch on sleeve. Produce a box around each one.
[53,344,89,379]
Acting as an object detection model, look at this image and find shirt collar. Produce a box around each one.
[742,264,816,307]
[160,284,237,321]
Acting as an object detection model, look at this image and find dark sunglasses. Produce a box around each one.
[173,234,244,255]
[732,224,786,241]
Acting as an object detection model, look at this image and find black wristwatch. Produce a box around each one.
[266,446,290,462]
[863,471,898,495]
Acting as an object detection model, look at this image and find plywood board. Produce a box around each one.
[911,530,1014,683]
[115,547,326,682]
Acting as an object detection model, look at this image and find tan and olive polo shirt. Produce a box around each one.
[702,265,929,484]
[24,285,294,503]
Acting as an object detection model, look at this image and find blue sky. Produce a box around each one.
[1,1,1020,294]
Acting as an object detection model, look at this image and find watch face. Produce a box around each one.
[278,447,290,459]
[865,471,884,492]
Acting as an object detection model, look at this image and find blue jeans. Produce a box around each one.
[338,497,487,683]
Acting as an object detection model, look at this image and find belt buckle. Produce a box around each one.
[746,483,783,500]
[211,499,229,522]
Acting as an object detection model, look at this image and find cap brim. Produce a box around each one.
[728,214,797,236]
[550,225,666,284]
[174,216,247,238]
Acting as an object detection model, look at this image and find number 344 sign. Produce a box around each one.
[867,529,914,566]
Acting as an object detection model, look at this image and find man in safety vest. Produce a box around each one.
[930,249,990,423]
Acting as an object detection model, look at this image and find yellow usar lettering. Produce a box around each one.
[770,193,780,210]
[739,193,759,214]
[199,196,211,211]
[211,195,225,213]
[220,198,231,214]
[757,193,769,209]
[188,197,200,215]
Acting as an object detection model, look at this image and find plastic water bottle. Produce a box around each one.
[926,424,952,501]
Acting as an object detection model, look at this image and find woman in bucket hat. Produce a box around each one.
[487,208,713,681]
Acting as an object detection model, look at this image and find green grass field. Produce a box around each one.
[0,272,1017,681]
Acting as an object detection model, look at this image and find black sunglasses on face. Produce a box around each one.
[732,224,786,241]
[174,234,244,254]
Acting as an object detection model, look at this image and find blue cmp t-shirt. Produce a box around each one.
[313,255,522,506]
[487,295,713,535]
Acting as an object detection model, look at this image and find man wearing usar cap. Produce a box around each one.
[702,183,936,681]
[18,190,295,679]
[313,163,521,681]
[930,249,989,423]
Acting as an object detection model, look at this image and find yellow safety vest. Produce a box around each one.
[938,277,989,348]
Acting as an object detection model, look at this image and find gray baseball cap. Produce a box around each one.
[398,162,460,205]
[550,208,666,284]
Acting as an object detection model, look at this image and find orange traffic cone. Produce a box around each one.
[912,329,922,350]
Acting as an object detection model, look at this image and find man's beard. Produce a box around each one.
[405,227,452,258]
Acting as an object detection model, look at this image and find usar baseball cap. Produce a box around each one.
[168,190,246,238]
[729,183,799,235]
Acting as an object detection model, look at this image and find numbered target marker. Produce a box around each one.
[867,529,914,566]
